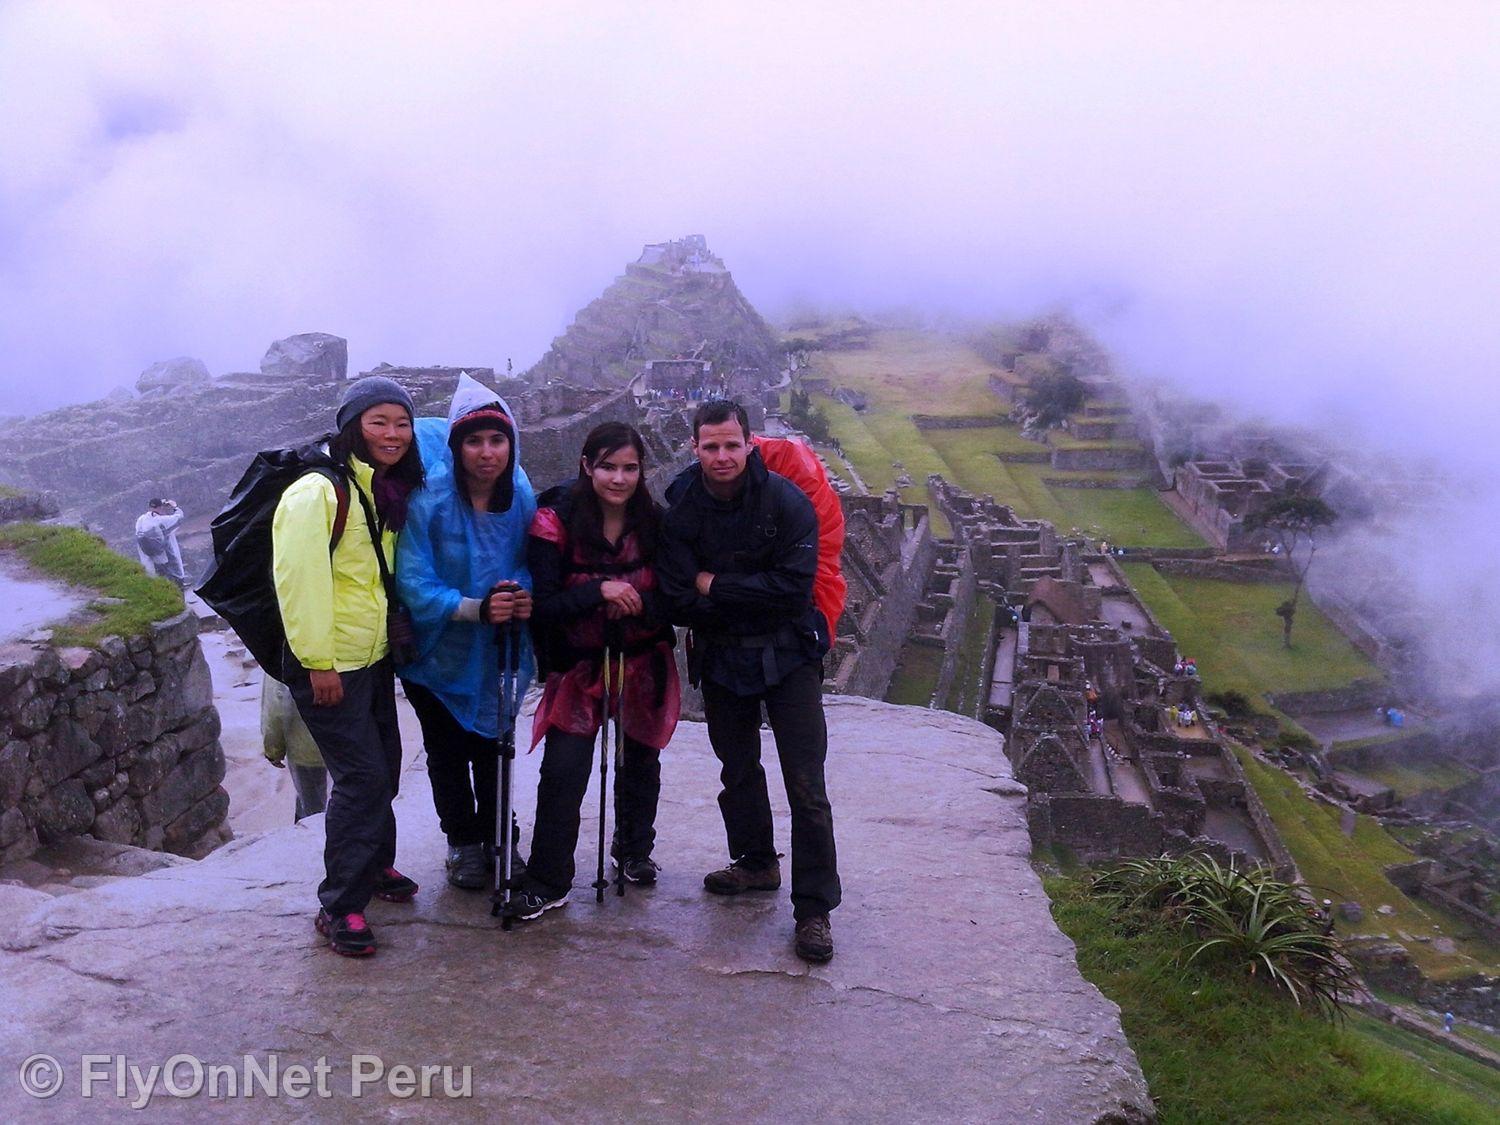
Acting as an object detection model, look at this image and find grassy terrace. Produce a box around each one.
[1047,875,1500,1121]
[1360,759,1478,799]
[885,641,943,707]
[1119,562,1380,700]
[1233,745,1499,978]
[806,330,1204,548]
[0,522,182,646]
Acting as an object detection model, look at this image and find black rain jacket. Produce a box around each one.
[657,450,824,694]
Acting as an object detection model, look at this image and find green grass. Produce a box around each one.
[885,642,942,707]
[1360,759,1478,799]
[1232,744,1499,978]
[1332,729,1426,754]
[923,427,1201,547]
[1046,875,1500,1122]
[803,329,1205,549]
[1048,488,1204,549]
[1121,563,1380,698]
[0,483,23,499]
[1347,1013,1500,1110]
[0,522,183,646]
[1454,1020,1500,1056]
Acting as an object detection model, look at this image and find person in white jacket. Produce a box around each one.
[134,498,187,588]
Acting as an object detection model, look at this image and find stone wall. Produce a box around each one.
[1149,557,1294,584]
[929,547,978,708]
[1351,944,1500,1028]
[1266,679,1388,716]
[829,499,935,699]
[1,611,227,864]
[910,414,1007,430]
[1049,446,1152,471]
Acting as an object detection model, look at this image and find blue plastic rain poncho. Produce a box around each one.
[396,373,536,738]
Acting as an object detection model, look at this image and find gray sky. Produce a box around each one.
[2,0,1497,457]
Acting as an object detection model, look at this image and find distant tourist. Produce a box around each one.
[260,676,327,822]
[273,375,425,957]
[505,422,680,922]
[658,399,841,963]
[134,497,188,588]
[1444,1011,1456,1033]
[395,373,535,894]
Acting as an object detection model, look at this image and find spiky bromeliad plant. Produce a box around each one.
[1090,854,1357,1017]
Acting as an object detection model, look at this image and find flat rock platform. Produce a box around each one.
[2,696,1151,1121]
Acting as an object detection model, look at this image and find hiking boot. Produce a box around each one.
[614,856,662,885]
[315,909,376,957]
[502,885,568,922]
[446,844,487,891]
[794,913,834,963]
[703,858,781,895]
[374,867,419,902]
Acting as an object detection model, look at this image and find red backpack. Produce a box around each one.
[753,435,847,639]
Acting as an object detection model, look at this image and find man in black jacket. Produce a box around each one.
[658,400,840,962]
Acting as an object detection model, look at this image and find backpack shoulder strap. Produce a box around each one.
[329,477,350,551]
[307,466,351,553]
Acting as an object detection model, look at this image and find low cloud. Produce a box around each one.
[2,2,1497,703]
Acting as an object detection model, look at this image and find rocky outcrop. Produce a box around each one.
[260,332,348,381]
[136,356,210,395]
[526,236,782,390]
[0,342,647,577]
[0,696,1152,1121]
[0,489,58,525]
[1,609,228,864]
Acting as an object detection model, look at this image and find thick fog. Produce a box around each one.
[2,2,1497,701]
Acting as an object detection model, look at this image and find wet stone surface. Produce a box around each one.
[0,697,1151,1121]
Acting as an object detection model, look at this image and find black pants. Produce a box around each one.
[701,660,841,920]
[289,660,402,916]
[526,728,661,896]
[403,680,502,850]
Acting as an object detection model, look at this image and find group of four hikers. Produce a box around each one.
[261,373,840,963]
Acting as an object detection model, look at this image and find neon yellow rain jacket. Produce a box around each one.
[271,455,396,672]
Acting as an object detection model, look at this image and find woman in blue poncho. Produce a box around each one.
[396,373,536,891]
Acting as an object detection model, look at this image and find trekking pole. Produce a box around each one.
[491,601,523,929]
[592,640,614,903]
[613,646,627,898]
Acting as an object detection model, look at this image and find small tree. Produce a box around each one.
[1245,489,1338,648]
[786,387,832,443]
[1026,371,1087,428]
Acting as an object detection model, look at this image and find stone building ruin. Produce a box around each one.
[925,474,1294,873]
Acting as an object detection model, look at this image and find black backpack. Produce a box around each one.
[196,440,350,681]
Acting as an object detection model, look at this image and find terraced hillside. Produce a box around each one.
[800,328,1204,548]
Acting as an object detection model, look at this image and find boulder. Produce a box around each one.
[32,779,94,840]
[260,332,348,381]
[85,798,141,845]
[37,720,102,787]
[0,740,29,807]
[139,744,225,826]
[1339,901,1364,923]
[163,786,229,852]
[135,357,210,395]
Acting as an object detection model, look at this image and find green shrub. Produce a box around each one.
[1206,689,1254,717]
[1276,725,1320,752]
[1090,855,1356,1015]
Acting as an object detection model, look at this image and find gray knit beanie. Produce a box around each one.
[335,376,416,432]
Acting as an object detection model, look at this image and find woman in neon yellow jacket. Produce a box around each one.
[272,375,425,958]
